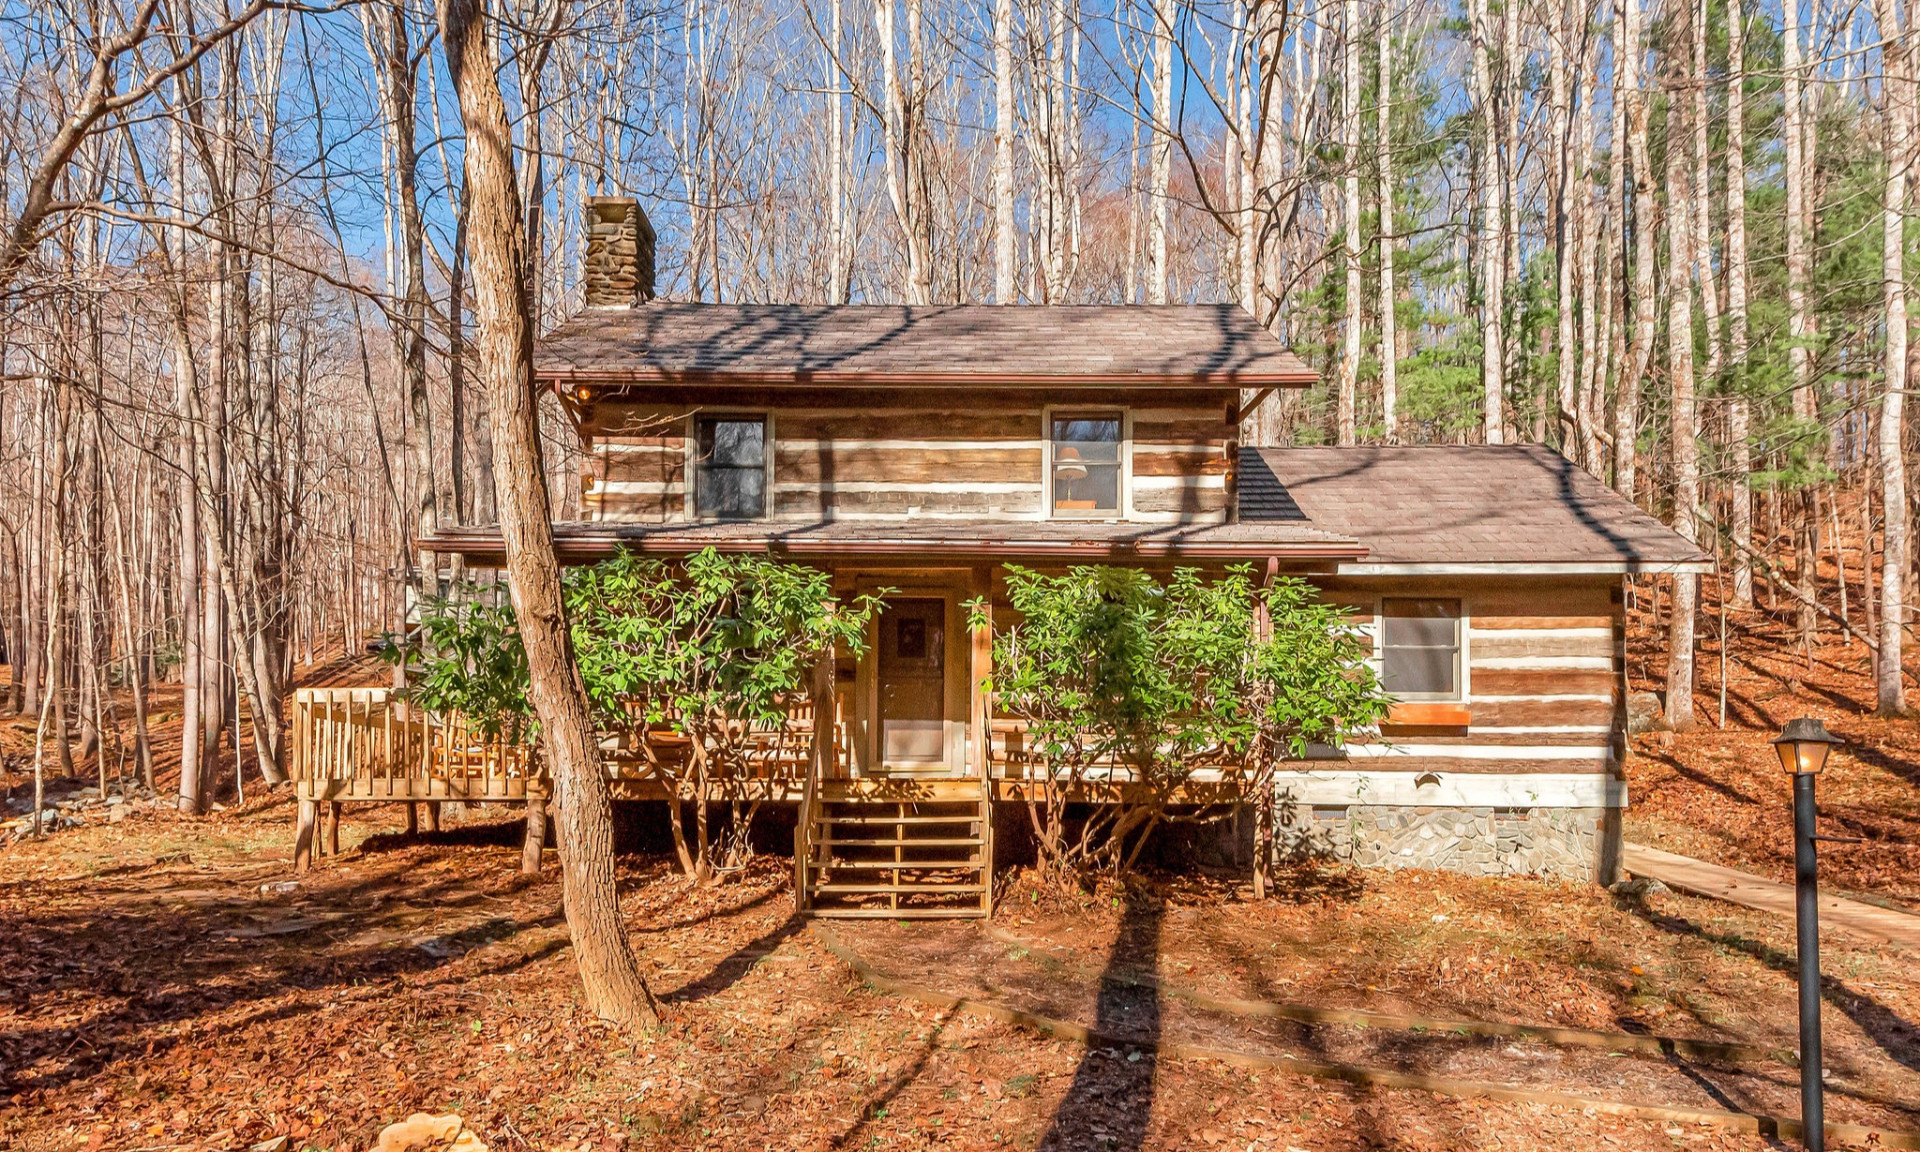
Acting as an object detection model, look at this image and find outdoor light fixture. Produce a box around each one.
[1773,716,1840,776]
[1773,717,1843,1152]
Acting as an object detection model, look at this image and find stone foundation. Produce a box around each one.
[1277,804,1612,882]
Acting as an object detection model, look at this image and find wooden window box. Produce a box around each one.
[1381,702,1471,733]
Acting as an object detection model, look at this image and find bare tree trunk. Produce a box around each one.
[1665,10,1699,733]
[1875,0,1910,714]
[1620,0,1657,500]
[1338,0,1360,445]
[1472,0,1504,443]
[1726,0,1755,608]
[992,0,1015,303]
[438,0,659,1029]
[1146,0,1175,304]
[1377,10,1397,442]
[1784,0,1815,422]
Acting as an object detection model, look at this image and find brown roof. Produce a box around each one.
[1239,445,1712,570]
[422,517,1363,567]
[536,302,1318,387]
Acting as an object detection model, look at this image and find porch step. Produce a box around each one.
[810,882,988,895]
[810,837,980,847]
[808,858,982,870]
[814,813,980,825]
[799,787,993,920]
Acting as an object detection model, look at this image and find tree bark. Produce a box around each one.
[1376,11,1397,443]
[1875,0,1910,714]
[438,0,659,1028]
[992,0,1015,303]
[1665,10,1700,733]
[1472,0,1504,443]
[1726,0,1754,608]
[1338,0,1360,446]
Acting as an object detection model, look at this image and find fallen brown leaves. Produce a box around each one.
[3,802,1916,1152]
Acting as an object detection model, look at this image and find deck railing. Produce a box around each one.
[292,687,540,801]
[291,686,849,801]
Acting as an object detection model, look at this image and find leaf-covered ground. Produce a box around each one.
[2,801,1917,1152]
[1625,569,1920,911]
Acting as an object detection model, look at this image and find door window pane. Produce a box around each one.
[1381,598,1461,698]
[1052,414,1121,515]
[695,416,767,519]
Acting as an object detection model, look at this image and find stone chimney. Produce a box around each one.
[582,196,656,307]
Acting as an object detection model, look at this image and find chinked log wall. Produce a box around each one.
[579,398,1236,524]
[1338,577,1626,780]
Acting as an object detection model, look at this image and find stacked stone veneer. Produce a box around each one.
[583,196,657,307]
[1277,804,1609,882]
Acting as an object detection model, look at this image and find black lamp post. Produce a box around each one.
[1771,717,1842,1152]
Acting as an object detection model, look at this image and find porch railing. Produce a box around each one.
[291,685,849,800]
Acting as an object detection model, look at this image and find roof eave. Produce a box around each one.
[419,529,1364,566]
[1331,559,1715,576]
[537,367,1317,390]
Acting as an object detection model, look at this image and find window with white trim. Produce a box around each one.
[694,415,768,520]
[1049,412,1122,516]
[1380,598,1462,699]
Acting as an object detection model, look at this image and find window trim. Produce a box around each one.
[687,410,773,522]
[1374,596,1469,703]
[1042,406,1130,521]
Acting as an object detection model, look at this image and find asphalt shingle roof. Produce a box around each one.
[536,302,1317,386]
[1239,444,1711,568]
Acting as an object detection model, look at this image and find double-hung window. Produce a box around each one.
[694,415,768,520]
[1049,412,1122,516]
[1380,598,1463,700]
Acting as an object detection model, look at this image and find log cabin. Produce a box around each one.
[290,197,1709,916]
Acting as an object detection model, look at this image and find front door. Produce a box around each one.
[878,598,947,768]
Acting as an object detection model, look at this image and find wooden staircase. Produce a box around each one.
[796,778,992,919]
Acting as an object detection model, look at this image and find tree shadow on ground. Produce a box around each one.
[663,913,805,1003]
[1636,748,1765,807]
[1039,888,1164,1151]
[1618,895,1920,1076]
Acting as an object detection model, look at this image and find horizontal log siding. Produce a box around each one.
[588,433,687,522]
[583,400,1234,524]
[1318,577,1625,786]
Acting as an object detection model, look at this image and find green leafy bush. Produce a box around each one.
[977,564,1388,886]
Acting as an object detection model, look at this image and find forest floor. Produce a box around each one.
[1623,571,1920,912]
[2,801,1918,1152]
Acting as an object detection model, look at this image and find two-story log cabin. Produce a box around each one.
[291,198,1708,916]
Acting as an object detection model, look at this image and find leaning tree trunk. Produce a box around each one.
[438,0,659,1029]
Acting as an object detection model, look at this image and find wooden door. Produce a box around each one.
[878,597,947,767]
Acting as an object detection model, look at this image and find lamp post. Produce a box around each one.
[1772,717,1842,1152]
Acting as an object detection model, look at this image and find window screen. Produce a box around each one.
[695,416,767,520]
[1051,414,1122,515]
[1380,598,1462,698]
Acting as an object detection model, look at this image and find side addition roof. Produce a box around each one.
[535,301,1318,388]
[1238,444,1713,574]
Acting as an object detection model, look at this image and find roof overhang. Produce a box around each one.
[1331,560,1716,576]
[540,368,1313,392]
[420,526,1366,568]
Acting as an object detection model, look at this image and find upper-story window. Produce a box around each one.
[1050,412,1123,517]
[694,414,768,520]
[1380,598,1463,700]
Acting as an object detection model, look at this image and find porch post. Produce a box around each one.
[521,796,548,875]
[968,565,994,782]
[293,798,317,874]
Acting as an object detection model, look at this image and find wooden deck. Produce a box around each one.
[291,686,997,917]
